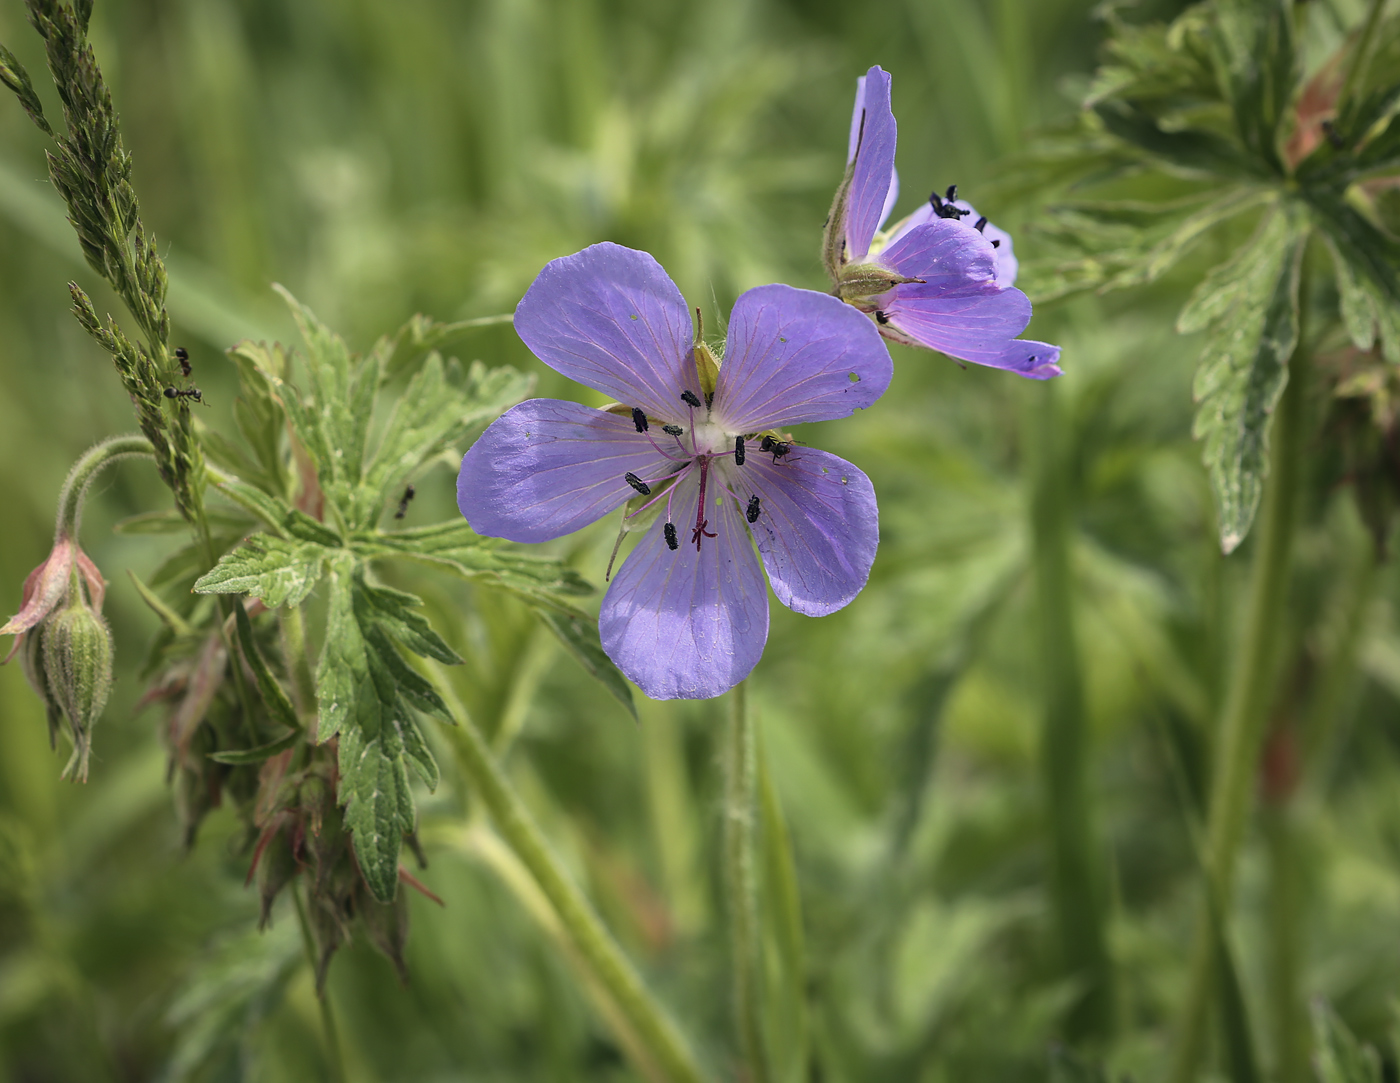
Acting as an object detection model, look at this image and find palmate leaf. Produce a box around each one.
[192,534,327,608]
[1184,206,1306,552]
[1208,0,1295,174]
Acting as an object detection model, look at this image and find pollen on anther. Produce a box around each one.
[663,424,683,436]
[734,436,746,465]
[624,472,652,496]
[663,522,679,550]
[681,389,702,408]
[631,407,648,433]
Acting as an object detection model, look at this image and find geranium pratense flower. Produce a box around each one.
[823,65,1062,380]
[458,242,891,700]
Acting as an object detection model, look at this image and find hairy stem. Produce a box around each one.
[445,710,709,1083]
[1170,328,1310,1083]
[54,434,153,541]
[1025,378,1115,1042]
[292,883,347,1083]
[724,681,770,1082]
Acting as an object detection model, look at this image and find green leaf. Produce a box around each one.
[354,575,463,665]
[363,624,454,723]
[126,570,194,637]
[537,610,636,720]
[338,719,412,904]
[115,507,250,536]
[1208,0,1295,174]
[396,710,440,790]
[1185,207,1305,552]
[1307,195,1400,308]
[1313,1002,1383,1083]
[207,729,300,765]
[233,604,301,733]
[213,476,343,546]
[193,535,327,607]
[1092,99,1256,178]
[1326,233,1400,363]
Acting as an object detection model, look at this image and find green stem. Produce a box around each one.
[54,434,154,542]
[445,709,709,1083]
[292,884,347,1083]
[1264,803,1305,1083]
[1025,378,1114,1042]
[1170,332,1311,1083]
[724,681,770,1082]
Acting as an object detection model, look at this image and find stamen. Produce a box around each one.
[928,186,971,221]
[746,495,761,523]
[662,424,683,437]
[624,472,652,496]
[631,407,648,433]
[875,310,890,325]
[734,436,745,466]
[945,184,958,203]
[664,522,679,550]
[974,217,987,233]
[681,389,702,409]
[991,239,1001,248]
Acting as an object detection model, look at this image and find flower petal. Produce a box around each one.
[885,200,1018,287]
[713,285,892,433]
[736,449,878,617]
[514,243,697,420]
[0,537,76,638]
[458,399,682,543]
[985,339,1063,380]
[845,66,896,263]
[600,470,768,700]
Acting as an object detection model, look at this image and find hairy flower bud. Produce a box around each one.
[19,620,64,751]
[42,578,114,782]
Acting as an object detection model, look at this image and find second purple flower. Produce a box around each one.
[458,243,891,700]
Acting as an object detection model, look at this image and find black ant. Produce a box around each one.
[174,346,192,378]
[759,435,792,463]
[394,484,415,519]
[164,385,204,405]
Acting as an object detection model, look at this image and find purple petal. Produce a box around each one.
[713,285,892,433]
[458,399,682,543]
[845,66,896,263]
[886,200,1018,287]
[737,449,878,617]
[984,339,1063,380]
[601,470,768,700]
[514,243,697,420]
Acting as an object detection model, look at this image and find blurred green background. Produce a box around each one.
[2,0,1399,1080]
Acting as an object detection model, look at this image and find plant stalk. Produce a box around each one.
[1025,377,1115,1042]
[54,434,154,541]
[292,884,347,1083]
[724,681,770,1082]
[1170,337,1310,1083]
[445,708,710,1083]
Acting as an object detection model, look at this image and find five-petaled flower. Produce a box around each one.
[823,65,1062,380]
[458,242,891,700]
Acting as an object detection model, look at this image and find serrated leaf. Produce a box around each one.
[371,310,515,381]
[538,610,636,720]
[213,476,343,546]
[1209,0,1295,174]
[338,721,411,904]
[1326,233,1400,363]
[314,557,363,743]
[1307,194,1400,308]
[354,575,463,664]
[233,604,300,733]
[1313,1002,1383,1083]
[1187,208,1305,552]
[207,729,299,765]
[1093,99,1256,178]
[193,535,327,608]
[396,711,439,789]
[364,624,453,723]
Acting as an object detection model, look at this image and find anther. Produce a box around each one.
[662,424,684,437]
[875,310,890,325]
[929,186,971,221]
[681,389,702,409]
[974,217,987,233]
[991,239,1001,248]
[945,184,958,203]
[746,495,761,523]
[734,436,746,466]
[624,472,652,496]
[631,407,648,433]
[664,522,679,550]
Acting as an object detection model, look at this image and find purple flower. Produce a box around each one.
[458,242,890,700]
[822,65,1062,380]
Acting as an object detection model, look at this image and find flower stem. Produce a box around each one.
[292,883,347,1083]
[724,680,770,1082]
[1170,329,1311,1083]
[1024,378,1114,1042]
[54,434,154,542]
[444,709,709,1083]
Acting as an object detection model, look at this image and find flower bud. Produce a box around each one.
[42,577,114,782]
[18,620,64,752]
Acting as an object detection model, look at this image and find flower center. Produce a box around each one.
[688,418,733,456]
